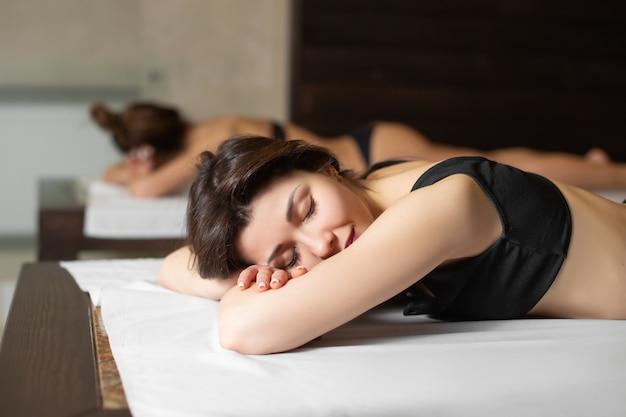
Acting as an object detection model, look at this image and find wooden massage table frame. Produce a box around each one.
[38,178,183,261]
[0,262,131,417]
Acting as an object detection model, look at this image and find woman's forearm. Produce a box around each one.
[103,162,131,185]
[158,246,237,301]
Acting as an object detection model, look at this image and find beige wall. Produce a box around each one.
[0,0,290,120]
[0,0,290,236]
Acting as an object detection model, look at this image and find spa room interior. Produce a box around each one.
[1,1,625,416]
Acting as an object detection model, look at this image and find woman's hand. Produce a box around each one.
[124,145,156,180]
[237,265,308,292]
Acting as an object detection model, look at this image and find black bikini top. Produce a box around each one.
[402,156,572,320]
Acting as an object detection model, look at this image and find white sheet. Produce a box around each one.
[81,179,623,241]
[594,189,626,203]
[83,180,188,239]
[61,259,626,417]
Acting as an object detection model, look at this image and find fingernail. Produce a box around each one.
[270,278,279,285]
[237,281,245,288]
[257,282,267,289]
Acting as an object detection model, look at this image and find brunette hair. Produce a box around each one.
[187,135,355,279]
[90,101,188,153]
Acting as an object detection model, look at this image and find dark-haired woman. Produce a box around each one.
[158,135,626,355]
[91,101,626,197]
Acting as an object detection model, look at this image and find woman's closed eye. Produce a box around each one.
[286,247,298,269]
[303,196,316,223]
[282,196,316,270]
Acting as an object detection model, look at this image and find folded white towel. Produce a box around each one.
[83,180,188,239]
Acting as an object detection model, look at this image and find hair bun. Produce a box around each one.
[90,102,118,131]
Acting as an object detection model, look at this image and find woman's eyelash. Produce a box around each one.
[287,247,298,269]
[285,197,315,269]
[304,196,316,221]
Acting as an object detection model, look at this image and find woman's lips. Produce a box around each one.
[345,228,357,249]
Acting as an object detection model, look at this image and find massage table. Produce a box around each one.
[1,259,625,417]
[38,178,186,261]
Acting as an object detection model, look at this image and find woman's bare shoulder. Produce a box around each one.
[365,160,439,207]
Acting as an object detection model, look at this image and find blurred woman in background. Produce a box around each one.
[91,101,626,197]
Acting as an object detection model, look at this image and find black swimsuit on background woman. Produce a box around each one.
[271,121,376,166]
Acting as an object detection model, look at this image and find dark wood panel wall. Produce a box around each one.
[289,0,626,161]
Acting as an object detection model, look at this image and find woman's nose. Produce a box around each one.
[312,231,337,260]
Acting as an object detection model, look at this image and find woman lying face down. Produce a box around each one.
[159,135,626,354]
[93,101,626,198]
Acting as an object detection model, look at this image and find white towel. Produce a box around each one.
[83,180,188,239]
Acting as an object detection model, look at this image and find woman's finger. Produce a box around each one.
[269,269,290,289]
[255,267,272,291]
[237,266,260,290]
[291,266,308,278]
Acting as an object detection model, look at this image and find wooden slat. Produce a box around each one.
[301,14,625,58]
[92,307,128,410]
[294,84,624,125]
[298,47,626,91]
[0,263,132,417]
[300,0,626,23]
[292,84,626,159]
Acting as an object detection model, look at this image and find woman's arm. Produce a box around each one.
[158,246,237,301]
[118,119,240,197]
[103,145,156,186]
[126,152,199,197]
[218,175,502,354]
[102,161,130,185]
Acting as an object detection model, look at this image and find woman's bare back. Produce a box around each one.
[530,186,626,319]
